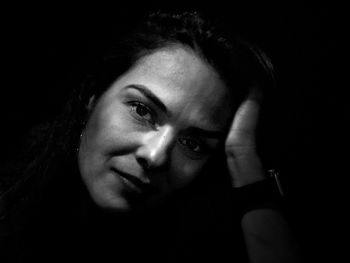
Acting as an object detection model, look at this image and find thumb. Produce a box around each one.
[226,87,262,148]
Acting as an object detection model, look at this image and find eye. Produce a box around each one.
[129,101,156,125]
[178,137,203,153]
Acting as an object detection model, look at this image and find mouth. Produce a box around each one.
[111,168,160,196]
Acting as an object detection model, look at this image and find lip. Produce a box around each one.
[111,168,159,196]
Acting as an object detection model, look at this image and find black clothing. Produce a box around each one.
[1,160,248,262]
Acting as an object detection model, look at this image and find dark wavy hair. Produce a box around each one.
[0,11,275,218]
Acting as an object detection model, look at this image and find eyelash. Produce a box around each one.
[129,101,157,126]
[178,137,208,157]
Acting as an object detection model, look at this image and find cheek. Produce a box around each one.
[84,102,135,153]
[168,152,208,189]
[79,102,134,178]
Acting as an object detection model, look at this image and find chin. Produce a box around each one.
[87,185,131,212]
[85,176,171,214]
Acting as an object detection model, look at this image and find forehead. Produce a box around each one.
[111,46,234,129]
[136,47,206,82]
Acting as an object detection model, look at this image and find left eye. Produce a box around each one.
[129,102,155,125]
[178,138,202,153]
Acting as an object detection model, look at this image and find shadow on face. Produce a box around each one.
[78,44,234,212]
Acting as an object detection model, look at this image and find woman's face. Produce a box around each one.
[78,45,234,212]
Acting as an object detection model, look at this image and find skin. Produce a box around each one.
[78,45,235,212]
[226,87,266,187]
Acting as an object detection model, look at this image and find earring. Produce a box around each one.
[76,131,83,155]
[77,115,88,154]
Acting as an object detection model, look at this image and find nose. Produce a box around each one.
[135,126,175,170]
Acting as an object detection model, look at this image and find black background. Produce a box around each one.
[2,2,347,261]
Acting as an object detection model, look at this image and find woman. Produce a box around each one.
[1,11,302,262]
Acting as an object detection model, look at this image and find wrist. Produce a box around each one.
[227,153,266,187]
[232,170,284,218]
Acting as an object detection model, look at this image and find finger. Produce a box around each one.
[247,84,263,104]
[229,97,261,137]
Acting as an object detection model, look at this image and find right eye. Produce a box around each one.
[129,101,156,126]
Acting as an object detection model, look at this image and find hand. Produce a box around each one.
[225,86,266,188]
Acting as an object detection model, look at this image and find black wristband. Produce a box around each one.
[232,170,284,218]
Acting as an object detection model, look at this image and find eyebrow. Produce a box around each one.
[125,84,168,113]
[125,84,224,140]
[186,127,225,140]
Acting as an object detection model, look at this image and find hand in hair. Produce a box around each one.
[225,85,266,188]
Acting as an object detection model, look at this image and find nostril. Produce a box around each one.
[136,157,150,170]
